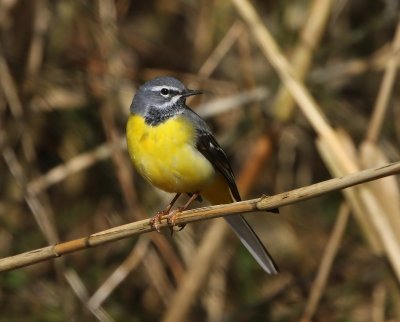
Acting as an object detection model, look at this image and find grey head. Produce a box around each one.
[130,76,202,126]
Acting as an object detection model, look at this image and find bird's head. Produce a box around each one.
[130,77,202,125]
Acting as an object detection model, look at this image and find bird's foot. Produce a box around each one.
[166,208,186,235]
[150,192,197,233]
[149,208,186,233]
[150,210,169,232]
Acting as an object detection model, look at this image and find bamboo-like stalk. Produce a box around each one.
[366,20,400,143]
[272,0,334,121]
[0,161,399,273]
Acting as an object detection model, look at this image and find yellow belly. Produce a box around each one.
[126,114,215,193]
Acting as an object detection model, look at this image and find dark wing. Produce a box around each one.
[181,107,241,200]
[195,130,241,201]
[183,107,278,213]
[196,130,279,213]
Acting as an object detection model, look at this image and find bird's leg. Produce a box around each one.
[150,193,181,232]
[166,192,200,228]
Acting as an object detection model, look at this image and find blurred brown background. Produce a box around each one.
[0,0,399,321]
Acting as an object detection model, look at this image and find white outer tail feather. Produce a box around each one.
[224,215,278,274]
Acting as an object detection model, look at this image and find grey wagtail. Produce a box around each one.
[126,76,279,274]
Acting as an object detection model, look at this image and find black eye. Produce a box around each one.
[160,88,169,96]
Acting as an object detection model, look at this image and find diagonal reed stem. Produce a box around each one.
[0,161,400,272]
[0,161,399,273]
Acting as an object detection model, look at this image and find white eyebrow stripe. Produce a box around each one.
[170,95,182,105]
[157,95,182,108]
[150,85,181,92]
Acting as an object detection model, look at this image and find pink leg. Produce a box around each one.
[150,193,181,232]
[166,192,200,227]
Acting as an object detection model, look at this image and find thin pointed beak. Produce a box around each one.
[181,89,202,98]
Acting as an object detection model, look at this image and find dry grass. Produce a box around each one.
[0,0,399,321]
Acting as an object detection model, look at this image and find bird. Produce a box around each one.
[126,76,279,274]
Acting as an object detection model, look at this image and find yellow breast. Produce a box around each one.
[126,114,215,193]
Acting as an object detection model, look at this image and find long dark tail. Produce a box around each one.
[201,175,279,274]
[224,215,279,274]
